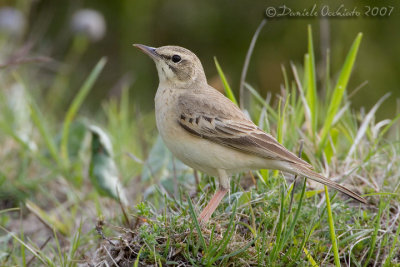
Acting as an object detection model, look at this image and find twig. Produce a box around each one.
[348,80,369,99]
[118,196,131,228]
[126,152,143,164]
[193,169,200,192]
[26,236,51,267]
[96,219,115,246]
[0,56,53,69]
[103,245,119,266]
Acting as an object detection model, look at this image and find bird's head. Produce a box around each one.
[134,44,207,88]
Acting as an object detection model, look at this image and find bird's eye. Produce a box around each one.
[171,55,181,63]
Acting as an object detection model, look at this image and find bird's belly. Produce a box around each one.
[161,127,269,177]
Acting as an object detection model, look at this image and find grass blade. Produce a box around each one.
[303,247,319,267]
[214,57,238,106]
[239,18,266,110]
[281,178,307,248]
[244,83,278,119]
[19,213,26,267]
[134,245,144,267]
[377,112,400,144]
[208,200,238,265]
[30,101,60,163]
[26,200,70,236]
[384,214,400,266]
[363,199,384,267]
[217,237,257,262]
[324,186,340,267]
[277,95,289,144]
[291,62,311,129]
[0,225,48,266]
[269,184,286,263]
[346,93,390,161]
[60,57,107,167]
[186,193,207,249]
[13,73,62,166]
[274,97,289,176]
[306,25,318,135]
[319,33,363,153]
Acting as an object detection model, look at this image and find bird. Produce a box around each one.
[134,44,367,223]
[89,125,128,206]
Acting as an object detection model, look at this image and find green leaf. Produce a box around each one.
[89,125,128,205]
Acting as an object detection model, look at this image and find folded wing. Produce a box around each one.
[177,88,312,169]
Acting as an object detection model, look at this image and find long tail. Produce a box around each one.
[291,166,367,204]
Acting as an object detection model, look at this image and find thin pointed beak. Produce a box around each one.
[133,44,158,59]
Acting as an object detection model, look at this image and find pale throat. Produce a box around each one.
[156,66,195,89]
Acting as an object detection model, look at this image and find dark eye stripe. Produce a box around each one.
[160,55,171,60]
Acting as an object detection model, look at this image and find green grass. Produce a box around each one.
[1,25,400,266]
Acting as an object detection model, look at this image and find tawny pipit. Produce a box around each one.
[134,44,367,223]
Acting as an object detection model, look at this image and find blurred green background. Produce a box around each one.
[1,1,400,265]
[1,0,399,119]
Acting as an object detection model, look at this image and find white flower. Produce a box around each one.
[70,9,106,42]
[0,7,25,36]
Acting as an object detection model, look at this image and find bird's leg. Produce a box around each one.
[198,169,230,224]
[198,186,228,223]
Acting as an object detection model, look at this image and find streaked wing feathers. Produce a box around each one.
[177,88,312,169]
